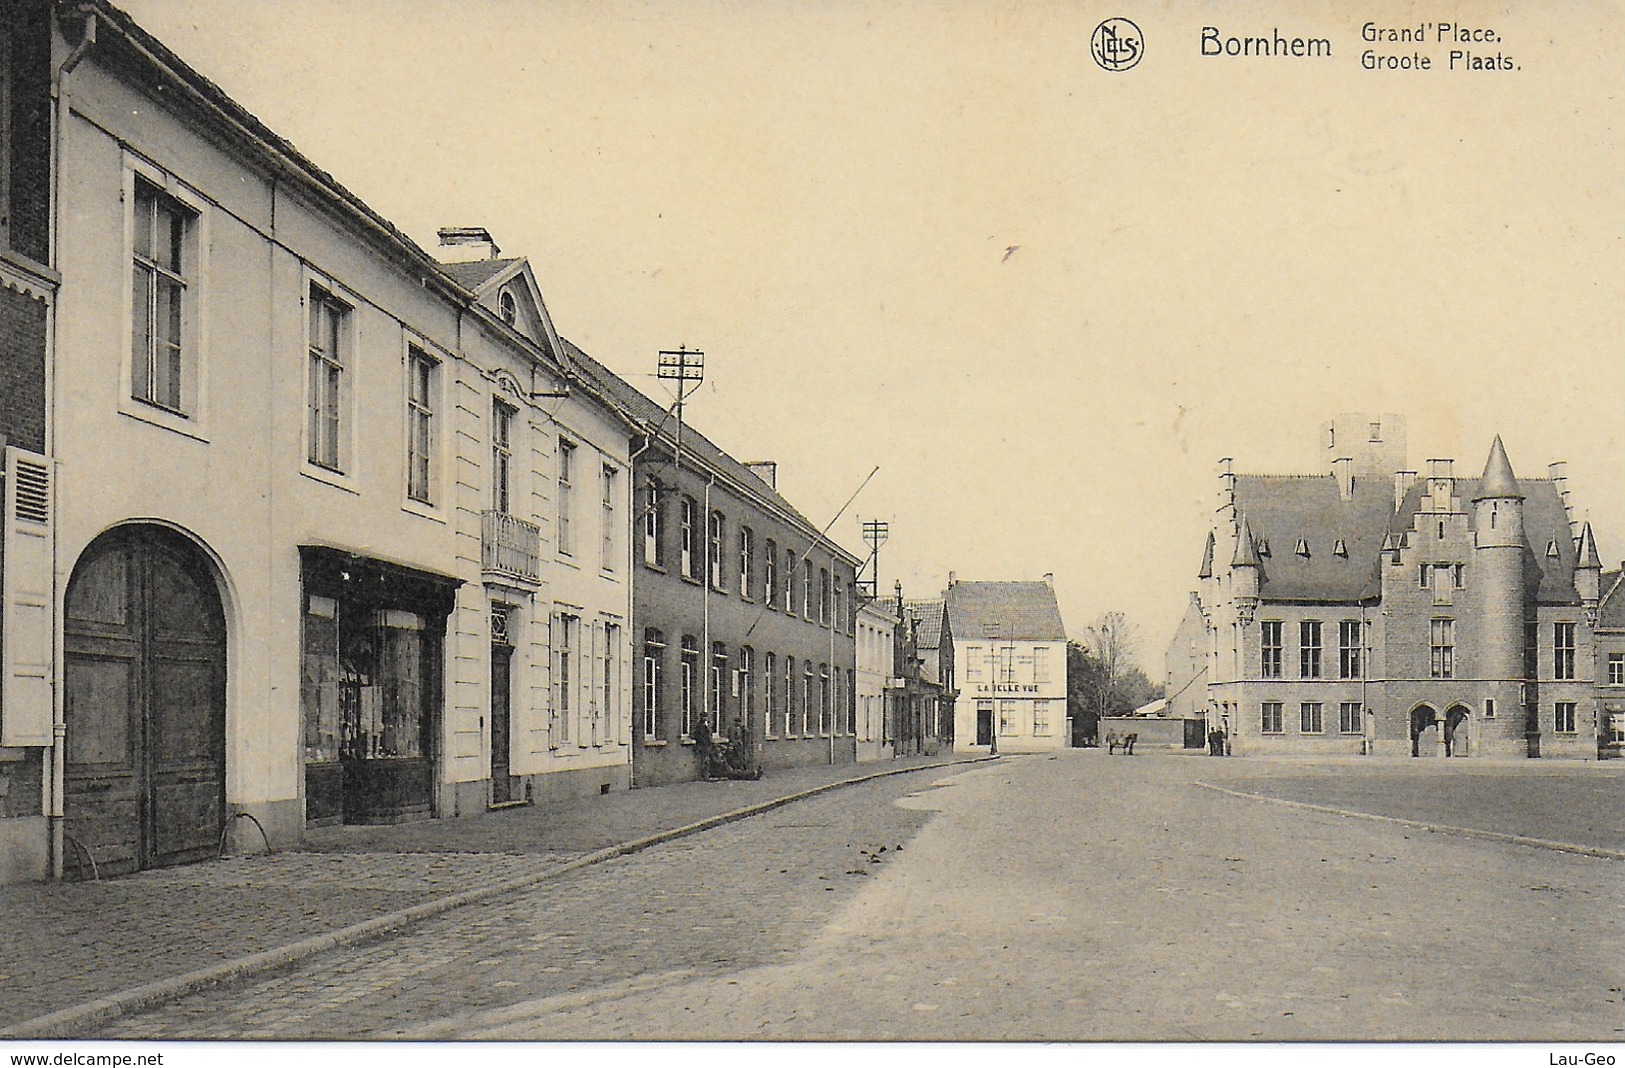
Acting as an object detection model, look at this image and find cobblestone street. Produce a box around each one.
[89,751,1625,1041]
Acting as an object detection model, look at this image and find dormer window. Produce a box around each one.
[499,288,518,326]
[1547,540,1560,558]
[1333,539,1347,557]
[1256,538,1270,557]
[1295,539,1310,557]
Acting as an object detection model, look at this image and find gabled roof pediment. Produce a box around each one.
[439,256,564,362]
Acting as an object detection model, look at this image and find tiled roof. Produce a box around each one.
[904,600,947,649]
[439,258,523,290]
[1233,475,1390,601]
[1232,472,1581,605]
[943,581,1065,641]
[558,339,861,564]
[1598,570,1625,630]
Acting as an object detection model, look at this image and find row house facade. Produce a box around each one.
[1176,414,1610,759]
[854,584,957,761]
[0,1,638,882]
[944,576,1068,753]
[562,344,865,787]
[855,596,895,762]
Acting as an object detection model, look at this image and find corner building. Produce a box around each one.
[1181,415,1607,758]
[944,577,1067,752]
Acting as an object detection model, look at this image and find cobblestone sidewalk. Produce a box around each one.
[0,753,979,1033]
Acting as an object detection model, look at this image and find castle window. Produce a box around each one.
[1369,421,1381,441]
[1432,564,1454,606]
[1256,538,1270,557]
[1484,698,1495,720]
[1338,621,1362,679]
[1609,654,1624,686]
[1260,622,1282,678]
[1295,539,1310,557]
[1453,564,1465,588]
[1339,702,1363,734]
[1299,702,1323,734]
[1261,702,1284,734]
[1547,540,1561,558]
[1333,539,1347,557]
[1553,623,1576,680]
[1430,619,1455,679]
[1418,564,1429,589]
[1555,702,1577,734]
[1299,621,1322,679]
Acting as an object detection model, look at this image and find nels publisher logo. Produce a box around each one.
[1091,17,1144,71]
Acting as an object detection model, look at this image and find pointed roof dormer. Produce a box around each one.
[436,231,567,366]
[1473,435,1524,501]
[1232,517,1261,568]
[1578,521,1602,570]
[1198,531,1215,579]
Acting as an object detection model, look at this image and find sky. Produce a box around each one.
[113,0,1625,671]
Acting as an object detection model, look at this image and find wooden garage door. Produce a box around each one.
[63,528,225,877]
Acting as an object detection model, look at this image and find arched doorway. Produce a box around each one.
[62,526,226,877]
[1410,704,1439,757]
[1444,705,1471,758]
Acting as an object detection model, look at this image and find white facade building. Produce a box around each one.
[944,577,1068,753]
[855,599,897,761]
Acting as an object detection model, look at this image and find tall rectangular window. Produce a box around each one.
[1610,654,1624,686]
[764,651,777,736]
[820,664,831,733]
[555,614,577,745]
[784,655,796,736]
[1555,702,1577,733]
[708,512,724,589]
[966,645,983,680]
[739,646,754,731]
[1261,702,1283,734]
[680,497,697,578]
[1430,619,1455,679]
[600,623,619,744]
[1261,621,1282,678]
[785,548,796,612]
[710,643,727,732]
[764,540,777,608]
[739,527,754,599]
[643,481,665,568]
[998,700,1018,736]
[680,637,698,738]
[1033,647,1050,684]
[557,440,576,555]
[803,663,813,731]
[601,465,617,571]
[803,559,813,620]
[1033,699,1052,736]
[492,400,515,513]
[1554,622,1577,680]
[642,630,664,740]
[819,568,830,625]
[307,286,348,467]
[406,349,436,503]
[1339,702,1362,734]
[1299,621,1322,679]
[1299,702,1323,734]
[1338,620,1362,679]
[134,179,194,414]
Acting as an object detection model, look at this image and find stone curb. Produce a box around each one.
[1193,780,1625,861]
[4,755,996,1040]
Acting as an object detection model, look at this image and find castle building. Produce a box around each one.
[1172,414,1608,758]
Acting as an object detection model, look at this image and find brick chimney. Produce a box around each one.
[437,226,502,263]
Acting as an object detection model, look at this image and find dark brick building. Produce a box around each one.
[563,344,863,787]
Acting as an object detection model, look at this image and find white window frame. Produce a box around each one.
[121,154,212,441]
[1609,653,1625,687]
[601,463,618,572]
[557,438,577,556]
[492,398,516,514]
[1032,699,1052,736]
[403,345,440,508]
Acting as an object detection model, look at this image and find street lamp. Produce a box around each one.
[984,620,1001,757]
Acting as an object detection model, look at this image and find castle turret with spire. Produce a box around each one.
[1177,416,1607,760]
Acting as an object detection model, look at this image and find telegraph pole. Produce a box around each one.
[860,519,888,599]
[657,348,707,755]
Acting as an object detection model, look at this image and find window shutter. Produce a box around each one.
[3,448,53,747]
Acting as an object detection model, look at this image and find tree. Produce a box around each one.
[1085,611,1140,718]
[1066,614,1160,744]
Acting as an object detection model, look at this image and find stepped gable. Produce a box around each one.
[1389,476,1582,605]
[1230,473,1392,601]
[943,581,1065,641]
